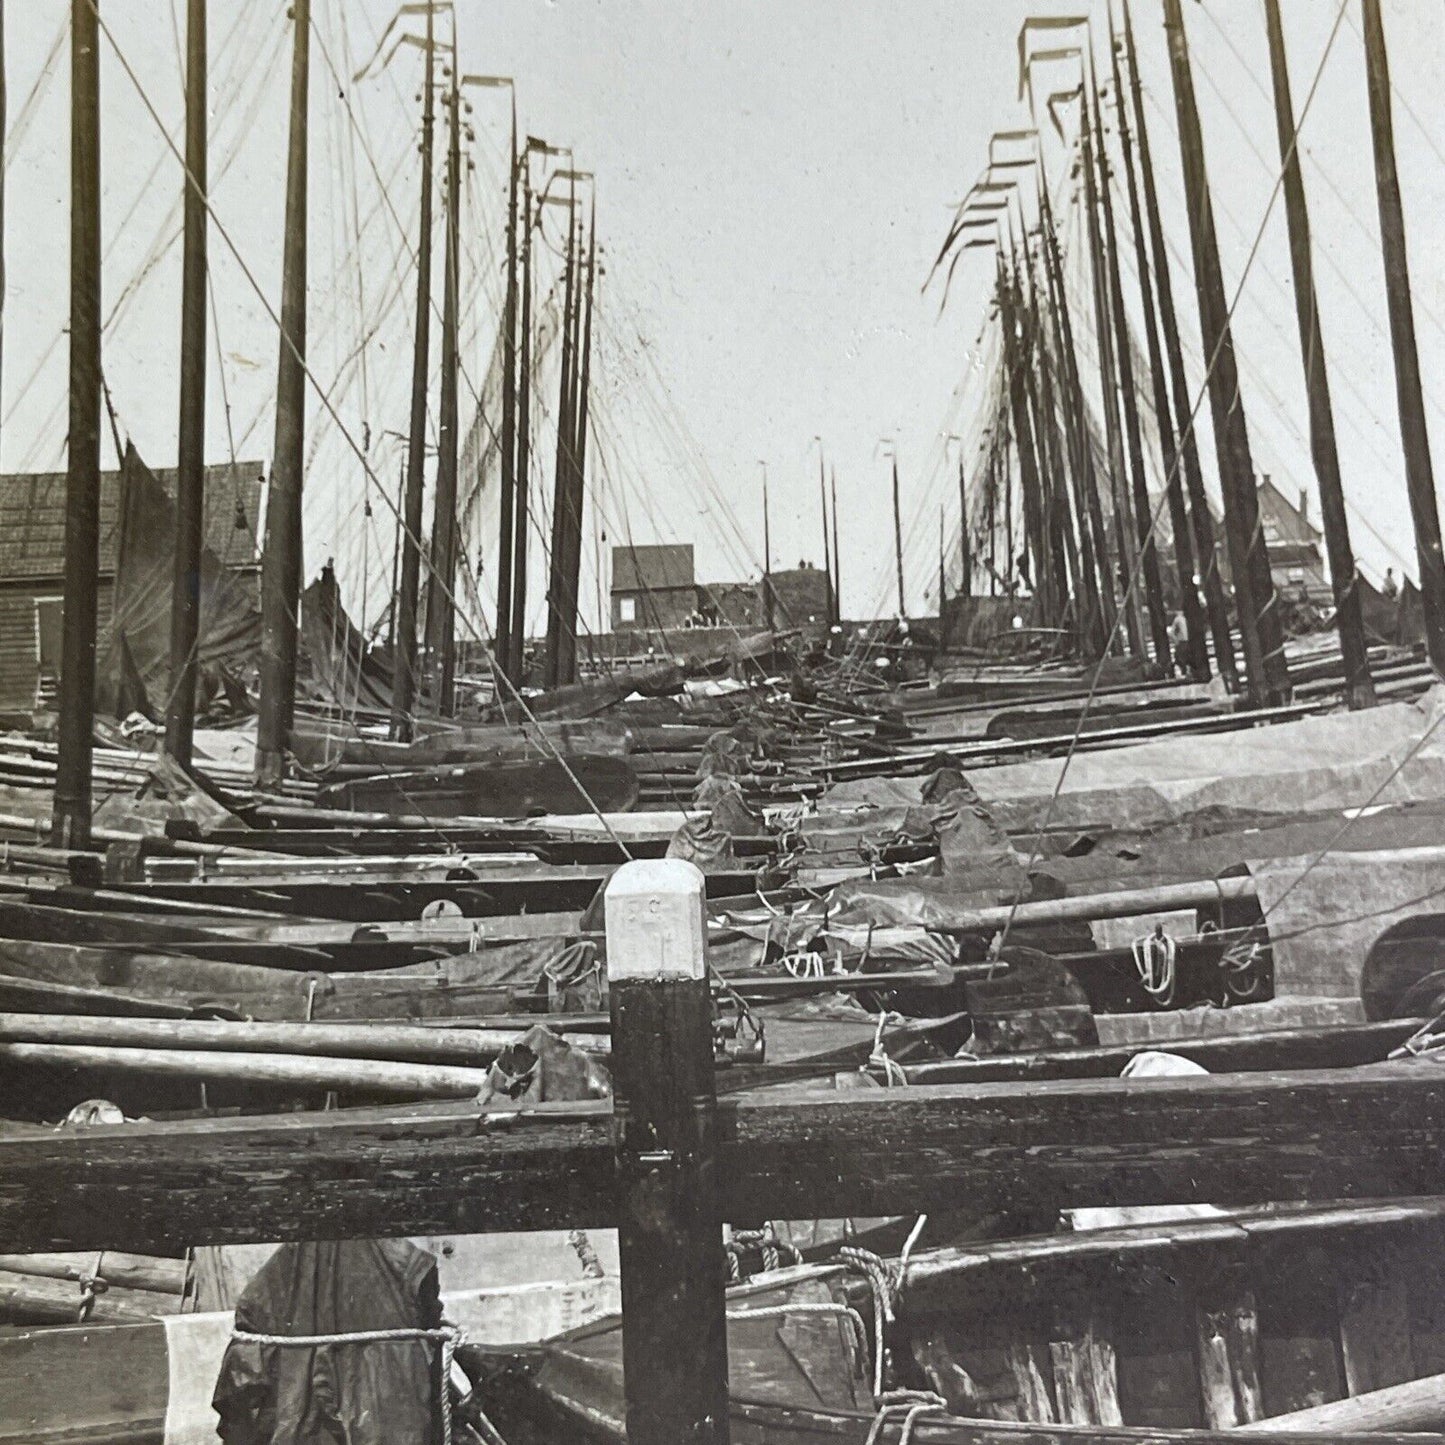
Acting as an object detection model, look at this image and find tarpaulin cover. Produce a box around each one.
[972,687,1445,834]
[212,1238,443,1445]
[98,444,261,719]
[1249,844,1445,999]
[298,564,393,714]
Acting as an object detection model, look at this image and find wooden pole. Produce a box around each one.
[255,0,309,786]
[957,452,971,601]
[508,168,534,684]
[892,453,906,618]
[1161,0,1289,705]
[1361,0,1445,676]
[818,447,832,625]
[1110,16,1208,681]
[164,0,208,766]
[557,208,595,688]
[494,101,519,687]
[0,0,6,475]
[543,191,579,687]
[830,467,841,623]
[390,7,435,739]
[424,67,461,716]
[1236,1369,1445,1435]
[1090,67,1171,671]
[762,464,774,630]
[52,0,102,848]
[1079,101,1145,660]
[1264,0,1373,708]
[604,859,729,1445]
[1121,0,1237,692]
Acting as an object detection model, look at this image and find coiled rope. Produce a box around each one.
[1131,925,1177,1008]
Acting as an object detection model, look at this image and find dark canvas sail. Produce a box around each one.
[98,443,262,718]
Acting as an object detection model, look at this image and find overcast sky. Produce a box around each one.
[4,1,1445,632]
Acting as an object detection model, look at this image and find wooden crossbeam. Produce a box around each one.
[3,1062,1445,1255]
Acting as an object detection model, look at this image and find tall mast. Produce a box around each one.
[1362,0,1445,674]
[52,0,102,846]
[1078,92,1145,660]
[424,62,461,715]
[255,0,310,785]
[0,0,8,472]
[494,96,519,687]
[937,505,947,640]
[1120,0,1235,691]
[761,463,773,630]
[817,445,832,624]
[1162,0,1288,704]
[390,4,435,738]
[165,0,208,766]
[1109,16,1208,681]
[507,165,533,683]
[1265,0,1372,707]
[956,452,970,602]
[830,467,841,622]
[1090,60,1171,671]
[891,453,906,618]
[543,187,579,687]
[557,207,595,686]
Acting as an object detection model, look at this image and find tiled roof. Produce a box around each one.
[0,459,264,581]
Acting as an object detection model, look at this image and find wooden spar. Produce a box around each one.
[9,1062,1445,1254]
[762,462,774,629]
[1109,15,1208,682]
[0,1041,494,1098]
[1265,1,1373,710]
[52,0,102,849]
[507,163,534,684]
[0,0,5,474]
[494,99,519,686]
[0,1014,606,1062]
[164,0,207,767]
[956,450,971,601]
[1078,86,1146,661]
[829,466,841,619]
[424,64,462,716]
[818,446,832,625]
[1121,0,1237,692]
[555,203,595,688]
[390,3,436,739]
[1038,177,1114,654]
[938,505,947,639]
[1362,0,1445,675]
[1090,58,1172,672]
[254,0,309,786]
[0,1251,186,1295]
[1236,1371,1445,1435]
[891,452,906,618]
[543,187,579,687]
[605,860,728,1445]
[1161,0,1289,706]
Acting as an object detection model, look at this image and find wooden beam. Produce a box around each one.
[5,1063,1445,1255]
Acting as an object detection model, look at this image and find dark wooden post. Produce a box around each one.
[818,447,832,625]
[1264,0,1373,708]
[390,4,435,740]
[830,467,841,622]
[494,103,519,687]
[255,0,309,786]
[1162,0,1289,705]
[165,0,208,766]
[52,0,102,848]
[543,192,580,687]
[557,209,595,687]
[605,859,730,1445]
[508,167,534,685]
[891,454,906,618]
[1362,0,1445,675]
[1121,0,1237,691]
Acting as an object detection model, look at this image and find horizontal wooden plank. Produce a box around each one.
[3,1063,1445,1255]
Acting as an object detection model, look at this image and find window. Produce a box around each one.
[618,596,637,623]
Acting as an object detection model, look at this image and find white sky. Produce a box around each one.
[4,0,1445,635]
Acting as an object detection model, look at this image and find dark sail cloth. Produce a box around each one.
[212,1239,444,1445]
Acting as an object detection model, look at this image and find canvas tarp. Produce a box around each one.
[298,564,393,715]
[98,443,260,719]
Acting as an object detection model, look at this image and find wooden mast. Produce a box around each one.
[761,462,774,630]
[1161,0,1288,705]
[817,446,832,625]
[543,187,579,687]
[1361,0,1445,674]
[1078,92,1144,660]
[424,62,461,716]
[1089,58,1171,672]
[558,208,595,686]
[1120,0,1236,692]
[255,0,310,785]
[830,467,840,622]
[1264,0,1373,707]
[507,164,534,684]
[891,453,906,618]
[494,96,519,687]
[1109,15,1208,681]
[956,451,970,603]
[52,0,102,846]
[390,3,435,739]
[164,0,208,766]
